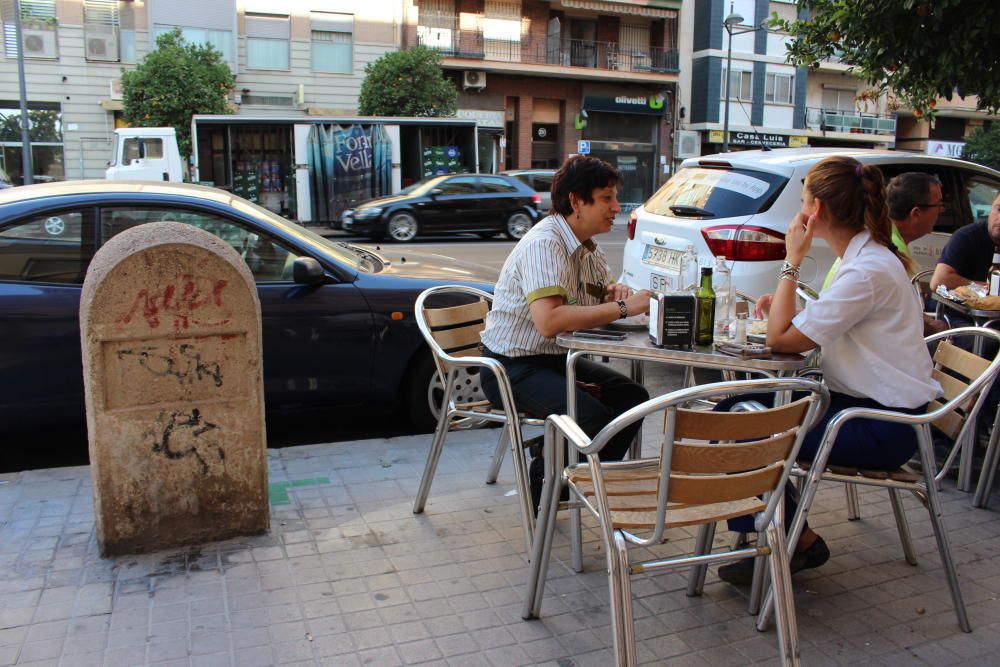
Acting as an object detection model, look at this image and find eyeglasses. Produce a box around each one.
[917,201,948,210]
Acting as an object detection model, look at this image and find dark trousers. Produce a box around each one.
[480,349,649,462]
[718,391,925,533]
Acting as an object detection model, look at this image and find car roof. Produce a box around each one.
[680,147,1000,179]
[0,180,238,208]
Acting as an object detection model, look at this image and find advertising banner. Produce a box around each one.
[308,124,392,223]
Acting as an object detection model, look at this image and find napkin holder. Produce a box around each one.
[649,292,696,348]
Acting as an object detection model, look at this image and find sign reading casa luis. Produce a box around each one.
[708,130,808,149]
[583,95,666,115]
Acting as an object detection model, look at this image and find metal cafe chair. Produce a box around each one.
[411,285,544,552]
[756,327,1000,634]
[523,377,828,666]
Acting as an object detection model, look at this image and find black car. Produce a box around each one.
[0,180,497,461]
[343,173,542,242]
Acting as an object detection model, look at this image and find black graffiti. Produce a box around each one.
[148,408,224,474]
[117,343,223,387]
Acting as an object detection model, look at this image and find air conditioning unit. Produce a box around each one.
[674,130,701,159]
[463,70,487,90]
[86,34,118,61]
[22,29,57,58]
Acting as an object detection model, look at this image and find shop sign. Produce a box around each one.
[583,95,666,116]
[926,140,965,158]
[457,109,505,128]
[707,131,808,148]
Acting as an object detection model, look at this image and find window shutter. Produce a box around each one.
[310,12,352,35]
[245,13,289,40]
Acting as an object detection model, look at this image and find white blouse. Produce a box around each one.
[792,230,941,409]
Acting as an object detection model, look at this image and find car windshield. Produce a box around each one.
[230,199,379,272]
[644,167,788,219]
[398,175,452,196]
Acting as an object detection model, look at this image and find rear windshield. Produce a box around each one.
[644,167,788,218]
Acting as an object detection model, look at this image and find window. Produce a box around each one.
[965,178,1000,225]
[821,87,856,112]
[721,68,753,101]
[155,25,233,62]
[0,101,64,185]
[101,208,300,282]
[437,176,478,195]
[480,176,517,193]
[311,12,352,74]
[122,137,163,163]
[0,210,93,284]
[245,12,289,70]
[765,72,793,104]
[2,0,58,59]
[484,0,520,62]
[84,0,131,62]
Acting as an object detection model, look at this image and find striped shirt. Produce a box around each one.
[481,213,612,356]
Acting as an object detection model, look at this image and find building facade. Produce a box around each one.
[0,0,401,183]
[403,0,681,207]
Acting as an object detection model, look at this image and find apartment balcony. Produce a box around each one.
[805,107,897,135]
[411,24,679,75]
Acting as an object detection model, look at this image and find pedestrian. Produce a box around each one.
[479,155,652,512]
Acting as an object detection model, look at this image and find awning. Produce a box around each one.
[559,0,678,19]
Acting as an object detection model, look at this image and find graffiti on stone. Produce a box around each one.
[146,408,224,475]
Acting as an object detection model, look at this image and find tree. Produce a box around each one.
[772,1,1000,115]
[358,46,457,117]
[963,124,1000,172]
[120,29,235,160]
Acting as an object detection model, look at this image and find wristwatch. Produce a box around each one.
[617,300,628,319]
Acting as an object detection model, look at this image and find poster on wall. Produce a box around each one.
[308,124,392,224]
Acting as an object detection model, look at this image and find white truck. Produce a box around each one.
[105,127,184,182]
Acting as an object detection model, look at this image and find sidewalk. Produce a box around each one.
[2,422,1000,666]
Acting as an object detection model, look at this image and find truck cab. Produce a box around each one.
[105,127,183,182]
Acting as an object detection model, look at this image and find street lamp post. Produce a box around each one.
[722,9,744,153]
[721,5,768,153]
[13,0,33,185]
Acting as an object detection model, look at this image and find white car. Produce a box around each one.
[620,148,1000,299]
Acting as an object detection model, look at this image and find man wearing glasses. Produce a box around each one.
[823,171,946,289]
[932,191,1000,290]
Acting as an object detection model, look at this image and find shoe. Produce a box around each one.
[718,535,829,586]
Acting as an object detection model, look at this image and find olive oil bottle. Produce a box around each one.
[696,267,715,345]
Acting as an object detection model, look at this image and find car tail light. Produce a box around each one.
[531,193,541,205]
[627,210,638,240]
[701,225,786,261]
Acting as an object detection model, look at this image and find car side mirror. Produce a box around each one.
[292,257,325,285]
[429,188,444,197]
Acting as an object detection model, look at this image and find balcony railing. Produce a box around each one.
[805,107,897,135]
[412,25,679,74]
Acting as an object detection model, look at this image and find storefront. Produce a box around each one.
[581,93,669,206]
[0,101,64,185]
[703,130,809,152]
[457,109,505,174]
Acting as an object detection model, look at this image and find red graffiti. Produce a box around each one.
[118,274,232,331]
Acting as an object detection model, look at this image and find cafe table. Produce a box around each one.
[929,292,1000,493]
[556,330,811,571]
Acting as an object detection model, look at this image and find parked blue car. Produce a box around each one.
[0,181,497,451]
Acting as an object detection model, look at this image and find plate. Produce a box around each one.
[609,314,650,330]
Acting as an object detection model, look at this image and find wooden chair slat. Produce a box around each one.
[667,464,784,505]
[671,431,798,474]
[448,347,482,358]
[934,339,990,380]
[611,498,766,530]
[674,398,809,441]
[423,299,488,328]
[932,367,972,404]
[929,399,965,440]
[432,323,484,352]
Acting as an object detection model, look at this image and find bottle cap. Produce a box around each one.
[701,267,712,276]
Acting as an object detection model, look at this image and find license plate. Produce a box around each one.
[644,245,682,270]
[650,272,676,292]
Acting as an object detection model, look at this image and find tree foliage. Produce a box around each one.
[963,124,1000,172]
[120,29,235,160]
[358,46,457,117]
[772,1,1000,115]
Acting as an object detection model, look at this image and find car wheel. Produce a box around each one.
[404,350,488,431]
[43,216,66,236]
[387,212,419,242]
[505,212,532,240]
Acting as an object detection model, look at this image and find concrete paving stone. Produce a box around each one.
[59,650,103,667]
[190,653,234,667]
[433,631,480,658]
[480,644,532,667]
[17,639,63,663]
[269,638,316,664]
[342,610,382,632]
[266,621,308,646]
[149,660,190,667]
[146,637,190,662]
[0,646,15,667]
[102,644,147,667]
[310,633,354,658]
[356,646,402,667]
[300,600,338,622]
[349,626,391,651]
[396,638,442,664]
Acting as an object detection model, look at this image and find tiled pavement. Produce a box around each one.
[2,404,1000,665]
